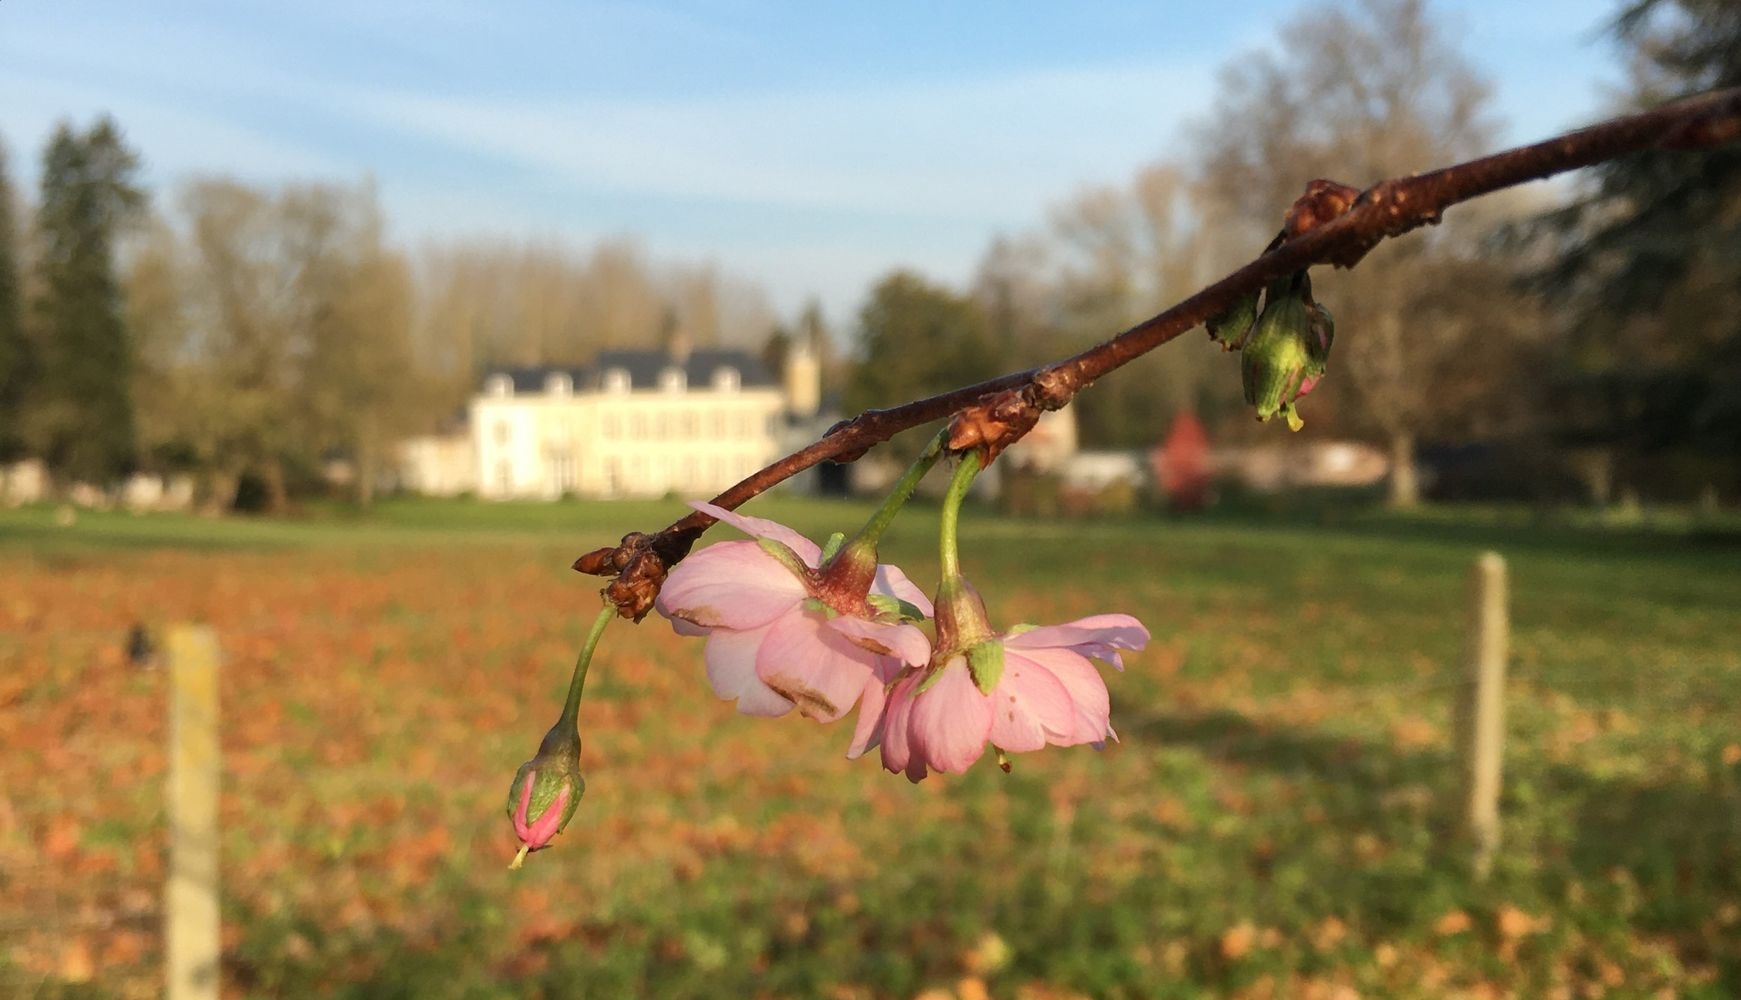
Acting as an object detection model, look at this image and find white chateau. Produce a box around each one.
[400,340,823,500]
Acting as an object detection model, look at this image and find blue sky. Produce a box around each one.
[2,1,1623,322]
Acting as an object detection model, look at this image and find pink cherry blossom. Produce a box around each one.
[876,613,1149,782]
[655,503,931,736]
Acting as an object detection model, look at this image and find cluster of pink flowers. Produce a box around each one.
[656,502,1149,782]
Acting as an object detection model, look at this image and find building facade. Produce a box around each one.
[458,346,810,500]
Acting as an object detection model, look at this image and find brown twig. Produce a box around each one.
[577,85,1741,619]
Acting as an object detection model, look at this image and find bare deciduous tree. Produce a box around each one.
[152,178,419,510]
[1195,0,1535,505]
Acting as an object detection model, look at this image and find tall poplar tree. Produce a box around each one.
[0,141,26,461]
[30,116,143,484]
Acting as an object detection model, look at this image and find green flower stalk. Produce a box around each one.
[506,604,613,870]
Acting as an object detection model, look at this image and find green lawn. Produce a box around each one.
[4,496,1738,998]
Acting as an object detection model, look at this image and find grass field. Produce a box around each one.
[3,496,1738,998]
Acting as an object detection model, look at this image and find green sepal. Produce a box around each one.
[819,532,846,563]
[1207,290,1261,350]
[965,639,1005,695]
[866,592,928,623]
[756,536,813,579]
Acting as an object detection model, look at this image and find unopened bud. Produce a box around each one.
[1241,277,1332,432]
[506,720,584,869]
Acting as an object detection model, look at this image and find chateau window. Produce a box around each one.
[486,374,513,398]
[605,414,622,439]
[604,368,630,393]
[494,421,511,445]
[545,372,572,397]
[658,367,687,392]
[681,411,698,437]
[547,448,576,493]
[711,366,740,391]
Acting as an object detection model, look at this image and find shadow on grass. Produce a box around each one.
[1128,705,1741,987]
[1197,501,1741,561]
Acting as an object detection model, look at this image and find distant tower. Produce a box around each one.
[783,334,821,419]
[662,307,692,364]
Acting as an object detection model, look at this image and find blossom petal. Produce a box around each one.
[989,651,1076,753]
[825,617,931,668]
[669,616,709,638]
[907,658,994,776]
[845,674,888,760]
[656,540,807,631]
[1004,614,1149,669]
[1009,647,1112,745]
[690,501,822,566]
[872,563,934,617]
[880,672,920,776]
[754,611,875,723]
[701,620,795,717]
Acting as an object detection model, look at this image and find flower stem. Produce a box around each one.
[561,605,616,725]
[848,428,949,550]
[937,451,983,588]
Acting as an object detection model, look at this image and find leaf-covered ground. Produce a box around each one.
[2,498,1737,999]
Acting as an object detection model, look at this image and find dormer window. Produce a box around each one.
[658,367,687,392]
[545,372,573,397]
[711,366,740,391]
[603,368,630,393]
[486,374,513,398]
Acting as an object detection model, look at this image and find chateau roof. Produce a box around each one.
[591,348,776,389]
[480,349,776,393]
[491,366,591,395]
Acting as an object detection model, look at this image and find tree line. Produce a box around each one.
[0,0,1733,511]
[0,129,791,512]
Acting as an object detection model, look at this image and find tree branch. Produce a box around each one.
[576,85,1741,620]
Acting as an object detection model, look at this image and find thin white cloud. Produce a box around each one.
[350,61,1215,221]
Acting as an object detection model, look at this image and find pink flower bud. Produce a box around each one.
[506,722,584,868]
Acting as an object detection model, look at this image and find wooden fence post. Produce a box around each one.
[1456,552,1509,880]
[166,625,221,1000]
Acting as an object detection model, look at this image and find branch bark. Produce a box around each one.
[577,86,1741,619]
